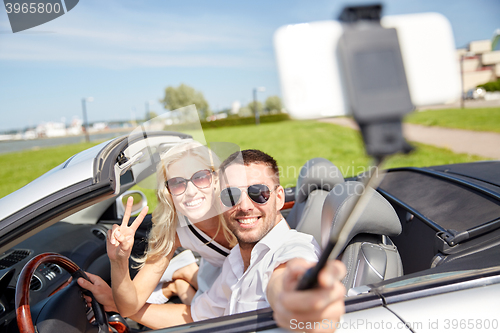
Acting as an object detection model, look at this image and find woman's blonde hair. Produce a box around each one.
[135,140,237,267]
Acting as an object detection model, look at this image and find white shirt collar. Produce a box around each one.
[253,218,288,251]
[228,218,288,277]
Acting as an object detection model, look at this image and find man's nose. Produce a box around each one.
[237,191,255,211]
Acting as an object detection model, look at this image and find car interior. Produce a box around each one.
[283,158,403,292]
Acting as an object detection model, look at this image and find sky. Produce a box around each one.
[0,0,499,132]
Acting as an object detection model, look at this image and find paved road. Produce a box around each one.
[319,117,500,159]
[417,99,500,110]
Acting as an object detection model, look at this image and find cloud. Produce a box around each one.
[0,1,276,69]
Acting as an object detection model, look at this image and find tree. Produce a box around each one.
[478,79,500,92]
[146,111,158,121]
[238,106,253,117]
[247,101,263,116]
[160,84,210,119]
[264,95,282,114]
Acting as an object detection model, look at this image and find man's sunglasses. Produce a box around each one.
[220,184,277,207]
[166,170,213,196]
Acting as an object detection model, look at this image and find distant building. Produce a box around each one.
[67,117,83,136]
[36,122,66,138]
[90,122,108,133]
[458,39,500,92]
[23,130,36,140]
[205,113,228,122]
[0,134,15,141]
[231,101,241,115]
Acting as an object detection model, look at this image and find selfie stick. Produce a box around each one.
[297,4,414,290]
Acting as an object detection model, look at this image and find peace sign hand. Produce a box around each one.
[107,196,149,262]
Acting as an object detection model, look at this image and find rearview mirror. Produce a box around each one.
[115,190,148,219]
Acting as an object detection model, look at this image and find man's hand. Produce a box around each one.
[273,258,346,333]
[107,196,148,262]
[77,272,118,313]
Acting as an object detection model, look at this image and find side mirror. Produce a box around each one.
[116,190,148,219]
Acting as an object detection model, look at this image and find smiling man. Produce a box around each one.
[189,149,321,319]
[80,149,346,331]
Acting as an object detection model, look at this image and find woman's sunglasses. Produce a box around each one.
[220,184,277,207]
[166,170,213,196]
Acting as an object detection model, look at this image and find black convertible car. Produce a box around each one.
[0,129,499,333]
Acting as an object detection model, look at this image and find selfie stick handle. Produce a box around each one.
[296,240,335,290]
[296,3,414,291]
[296,157,385,291]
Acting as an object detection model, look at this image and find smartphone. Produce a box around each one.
[274,13,461,120]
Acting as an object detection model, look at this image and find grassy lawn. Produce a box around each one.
[405,107,500,133]
[0,120,488,213]
[0,142,101,199]
[203,120,487,187]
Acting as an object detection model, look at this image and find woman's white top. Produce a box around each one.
[176,216,229,301]
[176,216,231,268]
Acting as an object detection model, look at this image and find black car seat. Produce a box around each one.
[321,181,403,292]
[286,158,345,244]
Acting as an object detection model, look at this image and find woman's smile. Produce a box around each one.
[183,197,205,208]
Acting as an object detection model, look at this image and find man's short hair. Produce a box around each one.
[220,149,280,184]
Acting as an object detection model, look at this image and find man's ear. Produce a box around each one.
[275,185,285,211]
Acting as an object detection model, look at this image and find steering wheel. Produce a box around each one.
[15,253,109,333]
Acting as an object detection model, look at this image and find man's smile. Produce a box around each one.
[235,216,261,227]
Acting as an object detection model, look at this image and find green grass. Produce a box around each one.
[405,107,500,133]
[0,142,101,199]
[203,120,487,187]
[1,121,488,214]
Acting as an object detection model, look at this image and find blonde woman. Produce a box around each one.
[79,141,237,316]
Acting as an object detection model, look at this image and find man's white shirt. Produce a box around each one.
[191,218,320,321]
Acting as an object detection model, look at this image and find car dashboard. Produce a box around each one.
[0,222,110,331]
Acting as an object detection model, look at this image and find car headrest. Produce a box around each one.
[295,158,345,204]
[321,181,401,250]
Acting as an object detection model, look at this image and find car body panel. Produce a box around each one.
[151,304,411,333]
[0,158,95,224]
[386,284,500,332]
[336,306,411,333]
[253,306,412,333]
